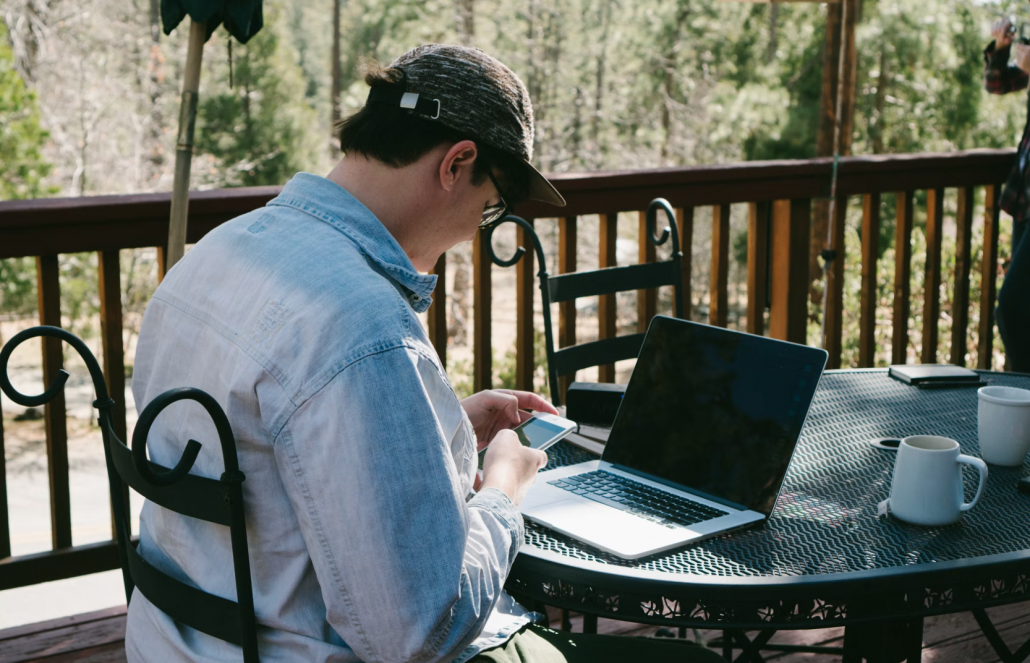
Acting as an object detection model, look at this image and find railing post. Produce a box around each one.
[747,202,770,336]
[637,211,657,332]
[710,204,730,328]
[823,197,847,368]
[598,213,618,383]
[859,194,881,367]
[558,216,577,400]
[677,208,694,320]
[951,187,975,367]
[515,219,536,391]
[36,255,72,550]
[473,230,492,392]
[770,199,811,344]
[978,184,1002,370]
[427,253,448,366]
[922,188,944,364]
[156,245,168,283]
[98,249,130,537]
[0,409,9,559]
[892,191,914,365]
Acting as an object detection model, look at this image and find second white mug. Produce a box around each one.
[978,386,1030,467]
[889,435,988,527]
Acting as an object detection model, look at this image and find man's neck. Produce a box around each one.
[326,155,443,271]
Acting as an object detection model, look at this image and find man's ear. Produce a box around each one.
[438,140,478,193]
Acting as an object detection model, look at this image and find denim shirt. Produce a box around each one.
[124,173,533,663]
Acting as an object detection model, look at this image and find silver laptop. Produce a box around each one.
[521,316,828,559]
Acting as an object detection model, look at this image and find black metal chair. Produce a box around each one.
[0,326,259,662]
[488,198,685,405]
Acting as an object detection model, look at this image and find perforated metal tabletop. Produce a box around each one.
[507,370,1030,631]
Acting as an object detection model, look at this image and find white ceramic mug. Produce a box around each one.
[888,435,988,526]
[978,386,1030,466]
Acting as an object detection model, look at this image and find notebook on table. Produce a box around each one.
[521,316,828,559]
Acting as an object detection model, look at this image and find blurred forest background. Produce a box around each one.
[1,0,1028,392]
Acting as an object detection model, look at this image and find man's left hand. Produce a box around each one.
[461,389,559,450]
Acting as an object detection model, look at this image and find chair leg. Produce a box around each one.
[583,614,597,634]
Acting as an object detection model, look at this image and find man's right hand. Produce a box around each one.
[480,430,547,505]
[993,19,1015,49]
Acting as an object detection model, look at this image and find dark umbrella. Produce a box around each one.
[160,1,263,270]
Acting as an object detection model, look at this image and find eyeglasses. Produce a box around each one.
[480,171,510,228]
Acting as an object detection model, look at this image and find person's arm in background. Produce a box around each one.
[986,19,1030,94]
[273,344,545,663]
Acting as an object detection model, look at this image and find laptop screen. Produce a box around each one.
[601,317,827,515]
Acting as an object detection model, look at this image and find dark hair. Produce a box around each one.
[336,63,530,204]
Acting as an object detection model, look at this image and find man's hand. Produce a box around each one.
[480,429,548,505]
[461,389,558,450]
[993,19,1015,49]
[1015,43,1030,73]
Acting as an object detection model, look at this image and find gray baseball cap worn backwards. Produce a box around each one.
[365,44,566,208]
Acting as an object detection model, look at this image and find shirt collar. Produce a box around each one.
[268,173,438,313]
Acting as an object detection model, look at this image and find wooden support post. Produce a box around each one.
[98,250,129,538]
[637,211,657,332]
[858,194,881,368]
[558,217,577,400]
[824,197,847,369]
[770,199,811,345]
[598,213,618,383]
[36,255,72,550]
[710,204,731,328]
[515,219,536,392]
[156,245,167,283]
[892,191,914,365]
[922,188,944,364]
[0,410,9,559]
[427,253,448,366]
[747,202,770,336]
[677,208,694,320]
[978,184,1002,370]
[951,187,975,367]
[473,230,492,391]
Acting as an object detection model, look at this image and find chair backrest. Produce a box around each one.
[488,198,684,406]
[0,327,259,663]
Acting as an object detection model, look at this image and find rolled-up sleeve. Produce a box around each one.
[273,344,522,663]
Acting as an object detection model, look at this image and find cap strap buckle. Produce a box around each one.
[368,87,441,120]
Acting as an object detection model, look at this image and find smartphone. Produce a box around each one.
[478,412,578,470]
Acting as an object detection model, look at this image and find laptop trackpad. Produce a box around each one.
[526,497,674,546]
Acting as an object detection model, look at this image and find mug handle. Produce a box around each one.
[958,455,989,512]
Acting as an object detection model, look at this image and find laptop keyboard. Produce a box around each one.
[547,470,728,529]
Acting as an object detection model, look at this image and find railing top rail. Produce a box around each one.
[0,149,1015,260]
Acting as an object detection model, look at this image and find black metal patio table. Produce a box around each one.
[506,369,1030,663]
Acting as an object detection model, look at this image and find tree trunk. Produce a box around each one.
[331,0,342,154]
[455,0,474,46]
[768,1,779,63]
[592,0,612,167]
[871,42,889,154]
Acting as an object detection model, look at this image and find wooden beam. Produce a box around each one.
[598,213,618,383]
[951,187,974,367]
[473,230,492,391]
[515,219,536,391]
[859,194,880,367]
[892,191,914,365]
[823,197,847,368]
[557,217,577,400]
[0,408,8,560]
[978,184,1002,369]
[710,204,731,328]
[747,202,770,336]
[770,199,811,344]
[922,188,944,364]
[637,211,657,332]
[677,208,694,319]
[427,253,448,366]
[35,255,71,550]
[97,250,129,539]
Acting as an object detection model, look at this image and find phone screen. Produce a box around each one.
[478,416,570,470]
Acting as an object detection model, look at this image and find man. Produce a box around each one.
[126,44,722,662]
[986,19,1030,372]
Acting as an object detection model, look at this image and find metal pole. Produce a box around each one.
[166,19,207,271]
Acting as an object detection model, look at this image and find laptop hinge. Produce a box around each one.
[610,464,749,512]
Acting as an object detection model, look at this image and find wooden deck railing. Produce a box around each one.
[0,148,1016,592]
